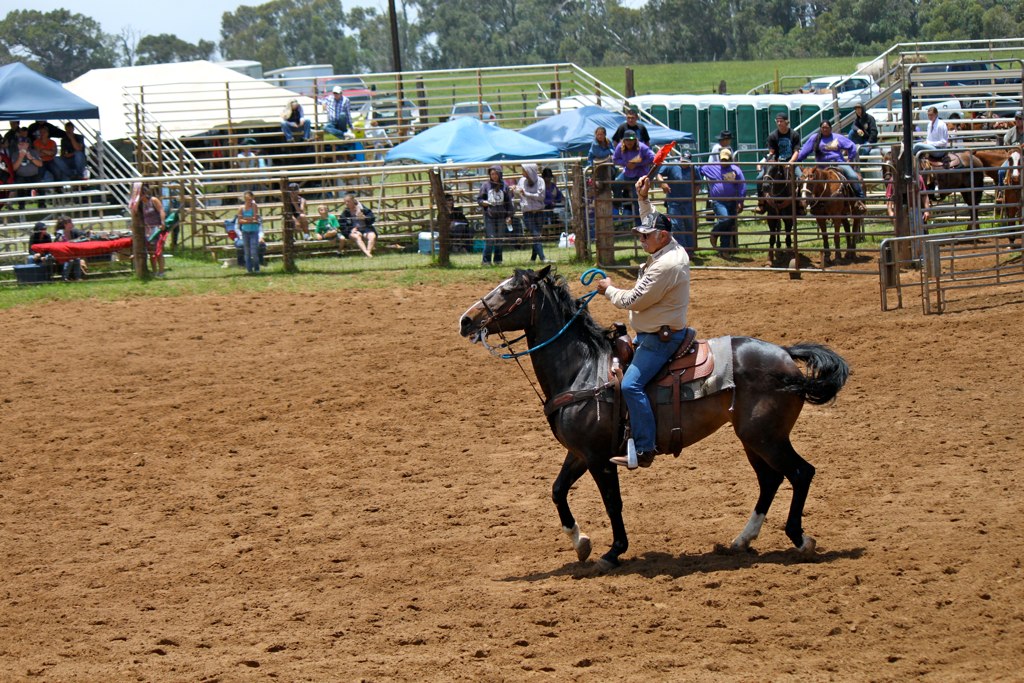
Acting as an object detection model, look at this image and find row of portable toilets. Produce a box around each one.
[631,93,859,172]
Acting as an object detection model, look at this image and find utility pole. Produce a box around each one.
[388,0,402,74]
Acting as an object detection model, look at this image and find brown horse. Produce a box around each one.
[996,148,1022,227]
[918,151,986,230]
[799,167,858,265]
[761,160,801,264]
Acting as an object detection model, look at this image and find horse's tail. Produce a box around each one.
[782,343,850,405]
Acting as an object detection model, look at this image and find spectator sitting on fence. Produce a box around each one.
[612,105,651,145]
[281,100,312,143]
[60,122,87,180]
[848,103,879,159]
[320,86,352,143]
[443,193,472,254]
[338,193,376,258]
[310,204,341,241]
[911,106,950,163]
[588,126,614,166]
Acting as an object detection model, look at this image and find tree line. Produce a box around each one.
[2,0,1023,82]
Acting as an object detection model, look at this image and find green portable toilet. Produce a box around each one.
[733,96,759,153]
[668,95,700,153]
[700,95,731,159]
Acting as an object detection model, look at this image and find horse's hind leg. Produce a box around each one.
[738,437,816,556]
[731,447,785,551]
[552,451,592,562]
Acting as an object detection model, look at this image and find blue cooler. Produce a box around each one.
[418,231,439,255]
[14,264,49,284]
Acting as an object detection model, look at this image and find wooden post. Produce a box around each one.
[428,168,450,266]
[570,162,588,260]
[625,68,635,99]
[593,162,615,265]
[280,178,299,273]
[129,184,148,280]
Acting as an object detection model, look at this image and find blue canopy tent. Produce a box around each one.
[0,62,99,120]
[519,106,693,154]
[385,117,559,164]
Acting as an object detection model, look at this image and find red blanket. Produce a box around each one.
[32,238,133,264]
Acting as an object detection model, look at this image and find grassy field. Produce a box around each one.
[586,56,874,96]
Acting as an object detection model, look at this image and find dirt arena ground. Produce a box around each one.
[1,268,1022,681]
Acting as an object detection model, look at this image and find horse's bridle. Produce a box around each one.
[477,282,538,330]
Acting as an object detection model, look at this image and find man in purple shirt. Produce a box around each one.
[699,148,747,253]
[795,119,864,211]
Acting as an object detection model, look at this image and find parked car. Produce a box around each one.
[534,94,624,118]
[449,101,498,124]
[365,96,420,135]
[799,75,882,106]
[911,61,1022,88]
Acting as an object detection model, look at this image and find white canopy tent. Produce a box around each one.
[65,60,318,141]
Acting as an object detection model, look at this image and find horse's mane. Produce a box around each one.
[522,269,612,357]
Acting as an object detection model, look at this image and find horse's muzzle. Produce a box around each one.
[459,314,486,342]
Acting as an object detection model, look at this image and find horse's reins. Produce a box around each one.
[480,268,606,406]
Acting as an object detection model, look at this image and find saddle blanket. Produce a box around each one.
[653,335,735,403]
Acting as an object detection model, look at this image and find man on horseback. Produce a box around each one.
[795,119,865,214]
[912,106,951,166]
[755,112,801,214]
[596,176,691,470]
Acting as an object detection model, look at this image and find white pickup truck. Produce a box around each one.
[800,75,882,107]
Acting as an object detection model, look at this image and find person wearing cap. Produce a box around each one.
[755,113,801,213]
[998,111,1024,185]
[699,148,747,253]
[281,99,312,143]
[321,85,352,140]
[597,175,690,470]
[27,221,52,265]
[612,106,651,145]
[796,119,865,212]
[848,103,878,158]
[612,130,656,224]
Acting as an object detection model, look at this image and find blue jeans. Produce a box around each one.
[482,215,504,264]
[241,231,261,272]
[666,200,694,249]
[913,142,946,158]
[835,163,863,198]
[523,211,546,261]
[711,199,738,250]
[282,119,311,142]
[614,172,641,225]
[622,330,689,452]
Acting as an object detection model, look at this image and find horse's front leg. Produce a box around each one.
[588,462,629,569]
[817,217,833,266]
[552,451,592,562]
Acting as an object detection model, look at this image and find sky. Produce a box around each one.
[0,0,385,46]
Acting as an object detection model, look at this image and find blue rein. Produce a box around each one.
[493,268,605,360]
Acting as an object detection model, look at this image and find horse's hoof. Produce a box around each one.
[595,555,619,572]
[729,538,749,552]
[575,535,592,563]
[797,535,817,558]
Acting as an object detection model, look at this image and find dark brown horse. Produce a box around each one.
[799,167,858,265]
[918,151,986,230]
[459,266,849,568]
[761,160,801,264]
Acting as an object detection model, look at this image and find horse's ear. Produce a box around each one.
[537,264,552,280]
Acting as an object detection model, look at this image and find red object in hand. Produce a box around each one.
[645,141,677,181]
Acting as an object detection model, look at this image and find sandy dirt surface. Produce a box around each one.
[1,270,1022,682]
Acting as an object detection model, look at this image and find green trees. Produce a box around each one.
[0,9,117,80]
[0,1,1022,79]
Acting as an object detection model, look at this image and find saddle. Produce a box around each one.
[925,152,960,169]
